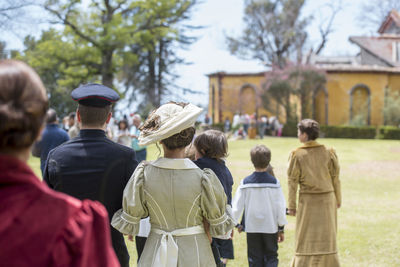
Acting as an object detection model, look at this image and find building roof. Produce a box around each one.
[349,35,400,67]
[321,64,400,74]
[378,9,400,34]
[206,71,266,77]
[310,55,359,66]
[207,65,400,77]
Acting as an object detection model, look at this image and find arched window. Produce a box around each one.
[312,87,328,125]
[349,84,371,125]
[239,84,258,116]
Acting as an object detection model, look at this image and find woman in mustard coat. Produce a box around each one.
[287,119,341,267]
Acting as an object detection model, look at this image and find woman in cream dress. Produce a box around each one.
[112,102,235,267]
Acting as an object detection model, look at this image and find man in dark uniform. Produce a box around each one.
[44,83,138,267]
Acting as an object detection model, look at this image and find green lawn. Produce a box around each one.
[29,137,400,266]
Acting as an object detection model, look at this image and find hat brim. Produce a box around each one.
[138,103,203,146]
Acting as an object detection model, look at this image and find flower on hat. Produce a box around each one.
[138,102,203,146]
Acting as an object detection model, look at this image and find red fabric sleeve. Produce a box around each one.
[51,200,120,267]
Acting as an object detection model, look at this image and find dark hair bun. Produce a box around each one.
[0,60,48,151]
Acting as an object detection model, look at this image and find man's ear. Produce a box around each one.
[106,112,112,124]
[77,109,82,123]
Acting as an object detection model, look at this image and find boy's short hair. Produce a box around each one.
[250,145,271,169]
[297,119,319,140]
[78,104,111,127]
[194,129,228,160]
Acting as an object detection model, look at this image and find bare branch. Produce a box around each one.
[314,1,342,55]
[44,5,101,48]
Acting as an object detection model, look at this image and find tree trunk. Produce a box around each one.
[156,40,164,107]
[101,48,114,88]
[148,49,156,107]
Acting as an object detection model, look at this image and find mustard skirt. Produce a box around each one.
[290,192,340,267]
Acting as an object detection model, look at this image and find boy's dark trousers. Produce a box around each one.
[246,232,278,267]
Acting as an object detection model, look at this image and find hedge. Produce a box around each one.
[210,122,400,139]
[377,126,400,140]
[282,120,298,137]
[320,125,376,139]
[210,123,224,132]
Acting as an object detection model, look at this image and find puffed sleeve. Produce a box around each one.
[287,150,301,209]
[111,163,148,236]
[52,200,119,267]
[201,168,236,237]
[328,148,341,206]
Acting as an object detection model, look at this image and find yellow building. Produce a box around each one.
[208,10,400,126]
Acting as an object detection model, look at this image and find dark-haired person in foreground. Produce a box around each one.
[193,129,235,267]
[43,84,138,267]
[287,119,341,267]
[0,59,119,266]
[112,102,235,266]
[32,108,69,175]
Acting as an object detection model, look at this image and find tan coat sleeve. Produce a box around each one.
[328,148,341,206]
[287,151,300,209]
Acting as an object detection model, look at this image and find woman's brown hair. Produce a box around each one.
[0,60,48,151]
[297,119,319,140]
[162,127,195,150]
[194,129,228,161]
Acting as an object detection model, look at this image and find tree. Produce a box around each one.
[120,1,199,109]
[226,0,310,69]
[18,29,94,115]
[43,0,198,93]
[383,90,400,126]
[262,69,293,121]
[289,65,326,118]
[227,0,342,67]
[358,0,400,31]
[262,64,326,121]
[0,41,7,59]
[303,0,342,64]
[0,0,33,30]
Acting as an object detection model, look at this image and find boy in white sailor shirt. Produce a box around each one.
[232,145,287,267]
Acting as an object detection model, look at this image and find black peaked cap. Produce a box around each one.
[71,83,120,107]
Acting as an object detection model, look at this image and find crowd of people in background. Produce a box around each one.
[204,112,283,140]
[53,111,149,163]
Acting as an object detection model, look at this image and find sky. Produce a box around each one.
[175,0,369,107]
[3,0,376,110]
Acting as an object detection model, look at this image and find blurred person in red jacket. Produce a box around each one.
[0,59,119,267]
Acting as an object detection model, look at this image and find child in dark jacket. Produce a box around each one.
[193,130,234,267]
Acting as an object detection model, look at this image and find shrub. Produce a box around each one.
[210,123,224,132]
[320,125,376,139]
[282,120,298,137]
[377,126,400,140]
[383,91,400,126]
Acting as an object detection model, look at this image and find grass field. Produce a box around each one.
[28,137,400,266]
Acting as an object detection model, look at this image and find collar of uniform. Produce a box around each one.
[302,140,323,148]
[150,157,199,170]
[79,129,107,138]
